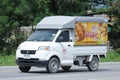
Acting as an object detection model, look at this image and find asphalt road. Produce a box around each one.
[0,62,120,80]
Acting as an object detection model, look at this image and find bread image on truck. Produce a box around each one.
[75,22,108,45]
[16,16,108,73]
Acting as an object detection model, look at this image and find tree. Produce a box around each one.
[49,0,91,15]
[0,0,52,55]
[0,0,41,54]
[108,0,120,49]
[0,0,19,54]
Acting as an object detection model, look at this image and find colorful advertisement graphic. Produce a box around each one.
[75,22,108,45]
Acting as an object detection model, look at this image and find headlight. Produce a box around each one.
[38,46,50,51]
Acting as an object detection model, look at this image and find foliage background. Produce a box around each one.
[0,0,120,55]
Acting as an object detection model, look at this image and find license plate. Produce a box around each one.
[24,54,30,59]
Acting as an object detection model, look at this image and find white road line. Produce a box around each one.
[89,77,120,80]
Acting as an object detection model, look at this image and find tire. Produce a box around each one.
[62,66,71,71]
[87,57,99,71]
[46,58,60,73]
[19,66,31,72]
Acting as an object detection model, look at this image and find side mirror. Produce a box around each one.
[32,26,36,31]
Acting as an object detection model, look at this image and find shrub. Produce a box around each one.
[115,48,120,54]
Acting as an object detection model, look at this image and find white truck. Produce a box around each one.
[16,16,108,73]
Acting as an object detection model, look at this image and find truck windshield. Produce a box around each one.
[27,29,58,41]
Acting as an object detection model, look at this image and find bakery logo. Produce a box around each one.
[85,31,97,39]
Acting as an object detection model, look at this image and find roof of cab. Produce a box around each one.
[36,16,75,29]
[36,16,108,29]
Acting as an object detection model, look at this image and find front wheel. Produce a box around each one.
[19,66,31,72]
[87,57,99,71]
[46,58,60,73]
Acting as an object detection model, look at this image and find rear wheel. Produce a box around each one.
[62,66,71,71]
[46,58,60,73]
[19,66,31,72]
[87,57,99,71]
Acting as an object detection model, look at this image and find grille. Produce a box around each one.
[21,50,36,54]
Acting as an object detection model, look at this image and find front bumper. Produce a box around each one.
[16,58,49,67]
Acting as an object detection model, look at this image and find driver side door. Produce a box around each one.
[56,30,73,65]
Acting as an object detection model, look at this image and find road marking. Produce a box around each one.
[89,77,120,80]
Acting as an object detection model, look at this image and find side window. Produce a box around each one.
[56,31,69,42]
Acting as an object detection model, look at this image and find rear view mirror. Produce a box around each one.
[32,26,36,31]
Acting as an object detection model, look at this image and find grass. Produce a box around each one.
[0,54,16,66]
[101,50,120,62]
[0,50,120,66]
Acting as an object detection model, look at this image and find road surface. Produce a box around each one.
[0,62,120,80]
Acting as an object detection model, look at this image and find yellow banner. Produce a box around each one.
[75,22,108,45]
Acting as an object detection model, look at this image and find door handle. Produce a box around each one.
[68,45,71,47]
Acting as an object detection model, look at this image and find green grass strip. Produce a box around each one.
[0,54,16,66]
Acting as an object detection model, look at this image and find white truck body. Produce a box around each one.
[16,16,108,73]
